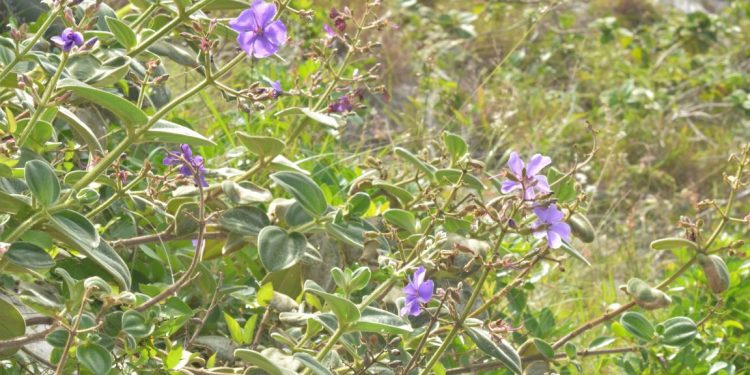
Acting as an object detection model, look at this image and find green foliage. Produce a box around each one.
[0,0,748,374]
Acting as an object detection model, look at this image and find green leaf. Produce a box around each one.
[383,209,417,234]
[57,107,104,153]
[148,41,199,68]
[588,336,615,349]
[237,132,286,158]
[219,206,270,236]
[564,342,577,359]
[532,338,555,360]
[275,107,340,129]
[48,210,100,252]
[105,16,137,49]
[620,312,654,342]
[560,240,591,266]
[394,147,436,179]
[304,280,360,325]
[67,54,131,87]
[221,181,272,205]
[293,352,333,375]
[650,237,699,251]
[24,160,60,207]
[58,78,147,129]
[372,180,413,206]
[141,120,215,147]
[5,242,54,269]
[174,202,199,236]
[435,169,485,191]
[270,172,327,217]
[350,307,412,335]
[122,310,153,339]
[443,131,468,164]
[0,298,26,357]
[257,226,307,272]
[0,191,31,214]
[77,343,112,375]
[224,313,244,343]
[661,317,697,347]
[345,192,370,217]
[547,167,576,202]
[234,349,297,375]
[464,326,522,374]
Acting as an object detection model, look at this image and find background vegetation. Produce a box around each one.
[0,0,749,374]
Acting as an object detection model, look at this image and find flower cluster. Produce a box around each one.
[230,0,287,58]
[163,144,208,187]
[52,28,84,52]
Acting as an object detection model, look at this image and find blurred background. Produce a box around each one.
[3,0,749,371]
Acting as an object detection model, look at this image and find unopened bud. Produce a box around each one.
[64,8,76,25]
[153,74,169,85]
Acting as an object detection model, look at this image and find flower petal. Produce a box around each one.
[526,154,551,176]
[417,279,433,303]
[534,175,550,194]
[264,20,287,47]
[413,266,426,285]
[401,300,421,316]
[507,152,524,176]
[180,144,193,162]
[51,36,65,46]
[251,0,277,28]
[550,222,572,242]
[547,230,562,249]
[403,283,418,298]
[71,31,84,46]
[251,35,279,58]
[237,32,258,56]
[500,180,521,194]
[229,8,259,32]
[523,186,535,201]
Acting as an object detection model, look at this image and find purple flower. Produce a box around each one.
[328,95,353,113]
[230,0,287,58]
[51,28,84,52]
[323,24,336,37]
[532,204,571,249]
[401,266,434,316]
[270,80,283,98]
[163,144,208,187]
[501,152,551,200]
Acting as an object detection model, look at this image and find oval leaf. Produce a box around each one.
[142,120,216,147]
[304,280,360,325]
[258,226,307,272]
[105,16,137,49]
[220,206,270,237]
[6,242,54,269]
[78,343,112,375]
[270,172,327,217]
[25,160,60,207]
[58,78,147,129]
[465,326,522,374]
[0,298,26,357]
[237,132,286,158]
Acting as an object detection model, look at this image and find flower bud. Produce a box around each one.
[627,278,671,310]
[649,237,699,251]
[64,8,76,25]
[698,254,730,294]
[568,213,595,243]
